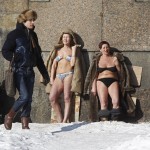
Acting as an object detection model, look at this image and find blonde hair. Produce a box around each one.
[17,9,37,23]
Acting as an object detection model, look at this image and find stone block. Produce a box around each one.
[30,0,50,1]
[136,0,150,2]
[102,0,150,51]
[0,14,17,30]
[0,0,28,13]
[29,0,103,52]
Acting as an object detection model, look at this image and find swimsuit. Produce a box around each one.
[97,66,118,87]
[97,78,118,87]
[56,71,74,80]
[55,55,72,62]
[97,66,117,73]
[55,55,73,80]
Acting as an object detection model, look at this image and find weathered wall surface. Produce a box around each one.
[100,0,150,122]
[102,0,150,51]
[30,0,103,52]
[0,0,28,81]
[0,0,150,123]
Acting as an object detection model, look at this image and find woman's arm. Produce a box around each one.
[91,70,98,96]
[50,59,58,85]
[70,45,77,67]
[91,78,97,96]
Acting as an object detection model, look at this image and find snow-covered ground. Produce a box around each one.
[0,121,150,150]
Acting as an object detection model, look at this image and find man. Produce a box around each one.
[2,9,50,130]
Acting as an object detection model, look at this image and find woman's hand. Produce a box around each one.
[91,88,97,96]
[72,45,77,49]
[50,77,54,85]
[91,79,97,96]
[72,45,77,56]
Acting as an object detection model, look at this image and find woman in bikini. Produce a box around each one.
[49,31,78,123]
[91,41,121,121]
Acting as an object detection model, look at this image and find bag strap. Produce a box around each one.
[9,55,14,70]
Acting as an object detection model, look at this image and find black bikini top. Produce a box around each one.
[97,66,117,73]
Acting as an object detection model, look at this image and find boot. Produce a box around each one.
[111,108,121,121]
[98,109,110,121]
[100,117,108,121]
[4,108,16,130]
[21,117,30,129]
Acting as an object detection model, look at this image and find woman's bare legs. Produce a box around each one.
[109,82,120,120]
[97,81,110,120]
[97,81,120,109]
[108,82,120,109]
[97,81,120,121]
[97,81,109,110]
[63,74,73,123]
[49,78,63,123]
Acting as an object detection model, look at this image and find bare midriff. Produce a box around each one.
[97,71,118,80]
[56,59,73,74]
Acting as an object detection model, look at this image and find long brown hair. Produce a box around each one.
[58,32,76,47]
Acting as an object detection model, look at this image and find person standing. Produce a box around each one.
[42,29,84,123]
[2,9,50,130]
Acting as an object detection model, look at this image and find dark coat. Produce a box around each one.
[2,23,49,80]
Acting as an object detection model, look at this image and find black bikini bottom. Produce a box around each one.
[97,78,118,87]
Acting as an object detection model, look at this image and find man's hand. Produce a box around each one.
[43,74,50,85]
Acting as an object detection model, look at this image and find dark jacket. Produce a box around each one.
[2,23,49,80]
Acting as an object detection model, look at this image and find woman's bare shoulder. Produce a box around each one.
[56,48,63,54]
[112,56,119,64]
[113,56,118,60]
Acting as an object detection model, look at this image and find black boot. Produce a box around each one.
[21,117,30,129]
[110,108,121,121]
[4,108,16,130]
[98,109,110,121]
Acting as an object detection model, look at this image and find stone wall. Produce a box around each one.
[0,0,150,123]
[102,0,150,51]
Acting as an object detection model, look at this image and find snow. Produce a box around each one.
[0,121,150,150]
